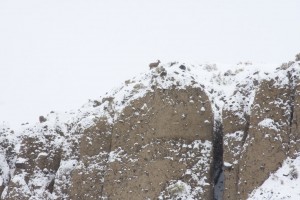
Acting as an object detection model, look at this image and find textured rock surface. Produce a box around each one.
[1,60,300,199]
[222,78,255,200]
[61,87,214,200]
[222,63,300,199]
[102,87,213,199]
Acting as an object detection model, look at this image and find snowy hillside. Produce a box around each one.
[1,59,300,199]
[249,155,300,199]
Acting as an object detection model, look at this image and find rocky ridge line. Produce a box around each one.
[1,58,300,199]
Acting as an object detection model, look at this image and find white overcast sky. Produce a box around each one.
[0,0,300,128]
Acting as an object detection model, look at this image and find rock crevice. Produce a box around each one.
[1,60,300,199]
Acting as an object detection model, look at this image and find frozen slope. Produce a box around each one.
[248,155,300,199]
[0,60,300,199]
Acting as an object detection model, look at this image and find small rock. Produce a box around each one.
[39,116,47,123]
[160,71,167,77]
[93,100,101,107]
[296,53,300,61]
[179,65,186,70]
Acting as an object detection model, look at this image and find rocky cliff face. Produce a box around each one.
[223,62,300,199]
[1,59,300,199]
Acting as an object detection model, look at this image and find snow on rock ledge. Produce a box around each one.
[1,60,300,199]
[248,155,300,200]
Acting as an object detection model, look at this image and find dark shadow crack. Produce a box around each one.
[287,68,296,154]
[213,120,224,200]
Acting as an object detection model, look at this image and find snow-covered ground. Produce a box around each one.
[1,59,300,199]
[1,59,293,133]
[1,0,300,130]
[1,60,295,151]
[1,1,300,198]
[249,155,300,200]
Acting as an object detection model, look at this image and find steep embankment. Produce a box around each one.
[222,61,300,199]
[1,60,300,199]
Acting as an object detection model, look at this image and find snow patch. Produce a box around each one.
[258,118,280,132]
[248,156,300,199]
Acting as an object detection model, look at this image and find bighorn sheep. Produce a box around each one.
[149,60,160,69]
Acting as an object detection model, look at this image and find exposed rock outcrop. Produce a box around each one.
[222,62,300,199]
[1,59,300,199]
[102,87,213,199]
